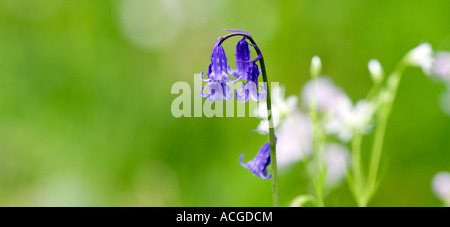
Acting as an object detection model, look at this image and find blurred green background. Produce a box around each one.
[0,0,449,206]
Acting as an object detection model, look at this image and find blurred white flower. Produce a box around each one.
[255,85,298,131]
[406,43,434,75]
[301,77,373,142]
[275,112,313,168]
[325,99,375,142]
[322,144,351,187]
[432,171,450,206]
[440,87,450,116]
[368,59,384,84]
[301,77,351,114]
[307,143,351,188]
[432,52,450,82]
[310,56,322,78]
[254,85,314,169]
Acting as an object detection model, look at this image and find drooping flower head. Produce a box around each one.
[236,63,267,102]
[239,141,272,179]
[200,34,267,103]
[207,44,231,82]
[200,40,235,101]
[230,38,252,80]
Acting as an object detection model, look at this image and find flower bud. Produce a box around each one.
[368,59,384,84]
[310,56,322,78]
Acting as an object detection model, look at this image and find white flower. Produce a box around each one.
[433,51,450,82]
[301,77,350,114]
[255,85,298,131]
[432,171,450,206]
[368,59,384,84]
[275,112,313,168]
[254,85,314,169]
[406,43,434,75]
[322,143,351,187]
[325,99,375,142]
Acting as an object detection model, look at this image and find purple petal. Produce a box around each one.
[199,72,209,82]
[239,141,272,180]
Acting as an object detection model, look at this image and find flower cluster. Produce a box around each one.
[302,77,375,142]
[406,43,450,116]
[251,57,357,188]
[200,37,266,102]
[198,32,450,206]
[199,32,271,180]
[407,43,450,206]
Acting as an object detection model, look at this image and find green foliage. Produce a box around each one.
[0,0,449,206]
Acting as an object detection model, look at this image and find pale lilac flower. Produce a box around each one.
[432,171,450,206]
[406,43,434,75]
[307,143,351,188]
[275,111,313,168]
[239,141,272,180]
[322,144,351,187]
[301,77,350,114]
[433,52,450,82]
[325,99,375,142]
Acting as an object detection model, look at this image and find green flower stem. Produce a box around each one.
[310,96,325,207]
[260,57,280,207]
[366,58,409,203]
[351,133,366,206]
[217,32,279,207]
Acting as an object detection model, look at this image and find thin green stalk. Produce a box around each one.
[351,133,366,206]
[310,96,325,207]
[366,58,408,202]
[217,32,280,207]
[260,58,280,207]
[366,112,387,195]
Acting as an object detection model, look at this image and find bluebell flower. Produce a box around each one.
[201,81,233,102]
[236,63,267,102]
[239,141,272,180]
[200,42,235,101]
[229,38,252,80]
